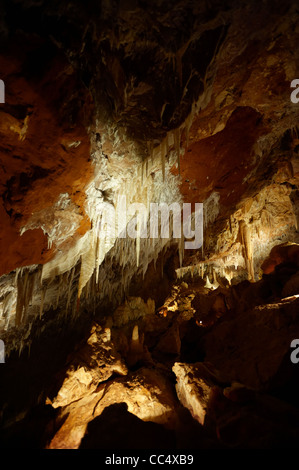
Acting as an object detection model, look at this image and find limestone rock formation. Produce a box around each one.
[0,0,299,451]
[48,366,179,449]
[172,362,221,425]
[49,323,128,408]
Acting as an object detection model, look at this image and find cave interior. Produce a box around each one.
[0,0,299,450]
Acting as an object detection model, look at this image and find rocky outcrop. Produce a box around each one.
[49,323,128,409]
[47,365,179,449]
[172,362,221,425]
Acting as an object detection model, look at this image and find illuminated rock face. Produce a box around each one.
[0,0,299,450]
[0,0,298,354]
[172,362,218,425]
[36,269,299,449]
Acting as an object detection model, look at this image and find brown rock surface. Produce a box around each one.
[0,35,94,276]
[202,291,299,390]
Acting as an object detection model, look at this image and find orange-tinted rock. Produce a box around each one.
[0,34,94,276]
[261,243,299,274]
[172,107,267,207]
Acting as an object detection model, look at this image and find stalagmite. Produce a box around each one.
[205,275,213,289]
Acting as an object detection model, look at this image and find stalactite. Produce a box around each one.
[239,220,254,281]
[166,131,171,155]
[229,215,232,234]
[15,270,29,326]
[147,140,153,163]
[66,266,75,312]
[56,275,63,309]
[179,235,184,268]
[174,128,180,174]
[184,103,194,150]
[213,269,220,289]
[40,286,46,319]
[143,238,149,279]
[161,137,166,181]
[78,232,96,299]
[256,224,260,239]
[220,265,224,278]
[141,160,144,185]
[19,339,24,357]
[224,267,233,285]
[160,102,167,122]
[136,230,140,268]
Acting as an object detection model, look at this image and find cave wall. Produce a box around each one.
[0,0,298,356]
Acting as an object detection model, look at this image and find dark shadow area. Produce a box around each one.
[0,404,60,449]
[0,309,94,445]
[79,403,176,449]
